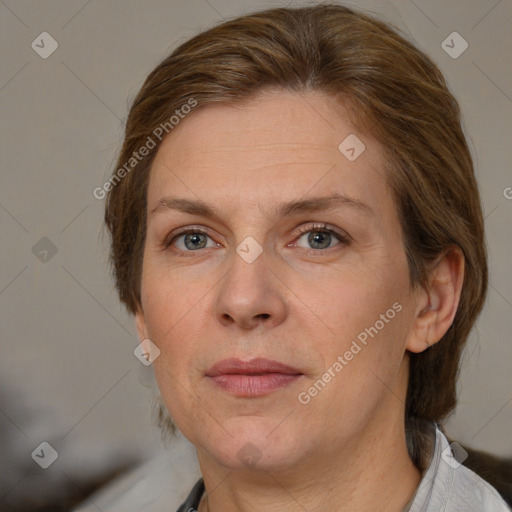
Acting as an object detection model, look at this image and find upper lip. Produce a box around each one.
[206,358,302,377]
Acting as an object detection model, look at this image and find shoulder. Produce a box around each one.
[412,424,510,512]
[72,436,200,512]
[447,460,511,511]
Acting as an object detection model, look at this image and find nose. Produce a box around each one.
[213,246,288,331]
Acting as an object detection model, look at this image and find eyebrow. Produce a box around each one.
[150,193,373,220]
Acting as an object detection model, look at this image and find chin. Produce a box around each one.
[197,418,308,471]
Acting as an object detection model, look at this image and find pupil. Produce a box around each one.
[309,231,330,249]
[185,233,206,250]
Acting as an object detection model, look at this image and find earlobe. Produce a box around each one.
[406,247,465,354]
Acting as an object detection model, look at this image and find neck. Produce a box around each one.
[197,366,421,512]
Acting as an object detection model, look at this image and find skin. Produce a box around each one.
[135,89,464,512]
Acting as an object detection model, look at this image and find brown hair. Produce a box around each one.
[104,4,487,466]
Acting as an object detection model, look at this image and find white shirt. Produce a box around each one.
[405,423,510,511]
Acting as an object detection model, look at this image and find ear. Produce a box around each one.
[406,246,465,353]
[135,306,148,341]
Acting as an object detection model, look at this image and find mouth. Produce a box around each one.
[205,358,304,397]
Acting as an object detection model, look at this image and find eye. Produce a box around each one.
[165,224,348,253]
[294,224,348,250]
[168,229,218,251]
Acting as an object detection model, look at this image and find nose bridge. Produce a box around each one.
[221,238,269,303]
[214,238,287,329]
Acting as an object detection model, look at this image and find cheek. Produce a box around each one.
[141,261,205,335]
[143,285,205,430]
[309,267,406,343]
[139,275,201,382]
[297,296,409,435]
[302,259,411,397]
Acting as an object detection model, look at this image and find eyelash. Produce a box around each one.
[293,223,349,245]
[164,228,210,249]
[164,223,350,254]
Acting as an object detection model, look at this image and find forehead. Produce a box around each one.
[147,90,388,213]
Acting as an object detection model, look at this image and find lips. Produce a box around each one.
[206,358,303,397]
[206,357,302,377]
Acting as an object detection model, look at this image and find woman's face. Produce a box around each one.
[136,90,421,470]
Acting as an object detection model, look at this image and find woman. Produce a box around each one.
[103,4,510,511]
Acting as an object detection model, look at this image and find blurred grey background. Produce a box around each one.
[1,0,511,510]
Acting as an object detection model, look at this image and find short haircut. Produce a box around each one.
[104,4,487,467]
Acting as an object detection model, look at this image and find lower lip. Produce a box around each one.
[208,373,302,397]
